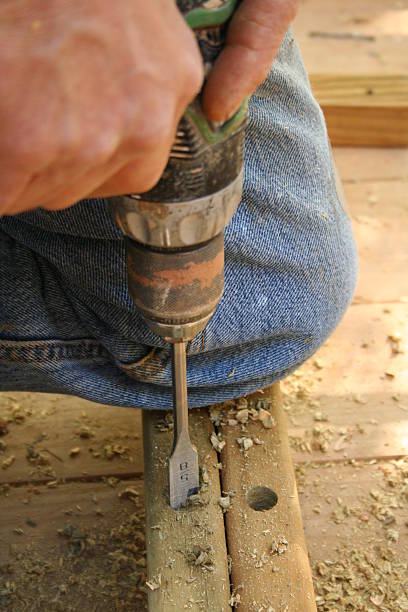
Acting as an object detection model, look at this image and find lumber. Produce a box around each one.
[345,180,408,305]
[219,385,317,611]
[332,147,408,182]
[0,479,147,609]
[309,75,408,146]
[285,303,408,464]
[143,409,231,611]
[298,460,408,564]
[293,0,408,77]
[0,392,143,483]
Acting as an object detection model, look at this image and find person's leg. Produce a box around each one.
[0,30,357,409]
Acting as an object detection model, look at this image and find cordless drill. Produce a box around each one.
[110,0,246,509]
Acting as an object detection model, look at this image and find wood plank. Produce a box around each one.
[297,459,408,610]
[0,392,143,483]
[285,303,408,463]
[219,385,317,611]
[143,409,231,612]
[294,0,408,76]
[294,0,408,145]
[319,102,408,147]
[0,479,147,610]
[309,75,408,147]
[310,75,408,107]
[333,147,408,183]
[345,179,408,304]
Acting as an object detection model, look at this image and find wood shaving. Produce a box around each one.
[235,408,249,424]
[270,536,288,556]
[185,545,215,572]
[314,544,408,611]
[218,495,231,512]
[2,454,15,469]
[210,432,225,453]
[237,436,253,451]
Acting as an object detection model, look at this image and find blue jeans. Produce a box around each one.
[0,32,357,409]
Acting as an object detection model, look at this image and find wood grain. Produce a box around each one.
[285,303,408,463]
[143,409,231,612]
[0,479,147,610]
[0,392,143,484]
[309,75,408,147]
[294,0,408,76]
[220,385,317,611]
[333,147,408,182]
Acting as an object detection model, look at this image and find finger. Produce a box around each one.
[202,0,298,122]
[88,154,169,198]
[0,170,31,216]
[40,121,178,210]
[9,104,178,213]
[39,147,169,211]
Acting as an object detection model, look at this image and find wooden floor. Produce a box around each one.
[1,1,407,610]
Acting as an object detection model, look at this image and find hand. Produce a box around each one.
[203,0,298,122]
[0,0,203,214]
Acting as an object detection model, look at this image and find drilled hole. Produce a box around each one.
[246,486,278,512]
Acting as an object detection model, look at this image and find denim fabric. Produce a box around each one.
[0,31,358,409]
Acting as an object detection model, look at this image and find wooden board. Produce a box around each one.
[0,479,147,610]
[294,0,408,76]
[311,75,408,107]
[333,147,408,183]
[298,459,408,610]
[298,460,408,562]
[143,409,231,612]
[0,392,143,484]
[309,75,408,147]
[285,303,408,463]
[345,179,408,304]
[219,385,317,611]
[294,0,408,146]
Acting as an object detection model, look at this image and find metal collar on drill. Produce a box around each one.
[111,169,243,249]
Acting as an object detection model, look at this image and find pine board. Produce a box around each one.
[219,386,317,611]
[0,392,143,484]
[345,179,408,304]
[0,479,147,611]
[333,148,408,183]
[142,409,231,612]
[294,0,408,76]
[286,303,408,463]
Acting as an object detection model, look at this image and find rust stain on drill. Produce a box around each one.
[148,250,223,291]
[138,201,169,220]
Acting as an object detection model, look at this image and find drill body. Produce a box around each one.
[111,0,246,344]
[110,0,246,508]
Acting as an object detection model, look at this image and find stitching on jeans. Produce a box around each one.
[0,339,108,363]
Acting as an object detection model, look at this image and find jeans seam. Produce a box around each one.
[0,338,108,363]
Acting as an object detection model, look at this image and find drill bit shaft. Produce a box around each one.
[168,341,199,509]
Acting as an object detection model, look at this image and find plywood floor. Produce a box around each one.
[1,2,408,610]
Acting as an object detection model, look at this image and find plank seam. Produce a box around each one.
[214,419,234,606]
[0,471,143,489]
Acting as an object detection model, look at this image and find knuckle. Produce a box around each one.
[182,53,204,100]
[78,130,119,166]
[115,154,168,194]
[127,96,174,153]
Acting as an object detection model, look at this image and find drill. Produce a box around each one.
[110,0,246,509]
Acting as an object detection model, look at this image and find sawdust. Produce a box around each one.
[314,544,408,611]
[1,455,15,470]
[297,457,408,611]
[0,480,148,611]
[185,544,215,572]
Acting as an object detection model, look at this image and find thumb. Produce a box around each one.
[202,0,298,123]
